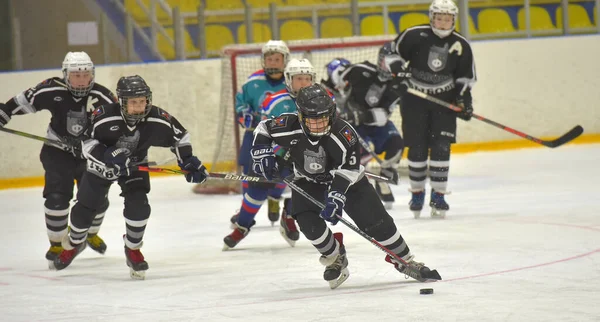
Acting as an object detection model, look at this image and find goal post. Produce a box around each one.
[193,35,396,194]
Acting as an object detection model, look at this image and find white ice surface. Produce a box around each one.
[1,144,599,322]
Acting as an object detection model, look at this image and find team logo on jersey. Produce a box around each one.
[54,96,63,102]
[303,146,327,175]
[66,107,88,136]
[116,130,140,156]
[428,43,449,72]
[339,125,357,145]
[259,91,275,109]
[272,115,288,128]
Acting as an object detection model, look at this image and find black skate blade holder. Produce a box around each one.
[283,177,441,282]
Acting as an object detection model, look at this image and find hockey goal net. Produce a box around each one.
[193,35,401,194]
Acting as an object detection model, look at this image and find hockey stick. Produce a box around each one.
[356,133,384,164]
[406,88,584,148]
[136,166,390,184]
[0,127,76,150]
[135,166,281,183]
[282,177,441,282]
[355,134,399,185]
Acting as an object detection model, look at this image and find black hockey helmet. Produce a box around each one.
[116,75,152,125]
[295,84,336,139]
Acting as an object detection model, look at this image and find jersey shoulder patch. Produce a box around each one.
[91,105,105,121]
[158,107,171,120]
[338,124,357,146]
[271,115,289,129]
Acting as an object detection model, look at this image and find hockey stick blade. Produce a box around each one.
[541,125,583,148]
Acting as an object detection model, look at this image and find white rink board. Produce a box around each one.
[1,35,599,178]
[0,145,599,321]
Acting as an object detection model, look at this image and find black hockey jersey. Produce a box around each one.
[391,24,476,101]
[253,113,364,193]
[82,103,193,180]
[339,61,402,116]
[0,77,116,150]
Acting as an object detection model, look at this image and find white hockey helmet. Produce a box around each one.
[429,0,458,38]
[62,51,95,97]
[284,58,316,97]
[261,40,290,75]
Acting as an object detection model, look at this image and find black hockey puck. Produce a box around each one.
[420,288,434,295]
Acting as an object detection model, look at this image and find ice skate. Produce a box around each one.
[267,197,281,225]
[429,189,449,219]
[385,253,442,282]
[86,233,107,254]
[279,198,299,247]
[53,241,87,271]
[409,190,425,219]
[319,233,349,289]
[45,242,63,269]
[125,244,148,280]
[223,221,254,250]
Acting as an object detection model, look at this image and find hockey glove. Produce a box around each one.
[178,156,209,183]
[363,108,389,127]
[456,90,474,121]
[320,191,346,225]
[61,136,84,159]
[237,106,257,129]
[104,147,131,177]
[251,144,278,181]
[381,166,400,185]
[389,60,411,96]
[340,100,365,126]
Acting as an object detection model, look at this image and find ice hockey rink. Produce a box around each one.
[1,144,599,322]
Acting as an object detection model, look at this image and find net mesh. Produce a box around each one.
[194,35,401,194]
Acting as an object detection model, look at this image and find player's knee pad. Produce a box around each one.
[430,139,451,160]
[70,201,97,229]
[96,198,109,214]
[294,211,327,240]
[123,190,150,221]
[381,135,404,159]
[407,144,428,162]
[44,193,70,211]
[361,214,396,240]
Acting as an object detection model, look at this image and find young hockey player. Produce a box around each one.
[223,58,316,249]
[0,52,114,267]
[389,0,476,218]
[250,84,441,289]
[229,40,290,226]
[52,75,208,279]
[323,45,405,210]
